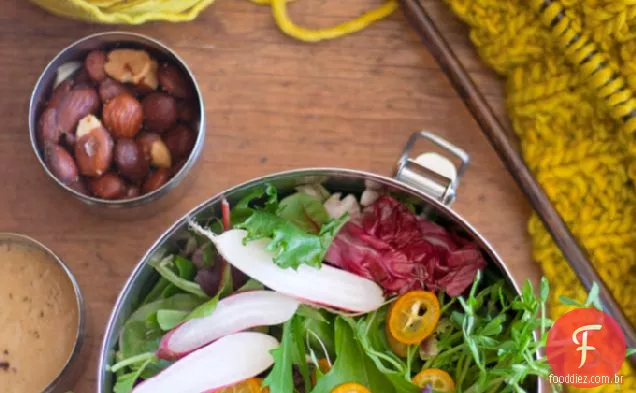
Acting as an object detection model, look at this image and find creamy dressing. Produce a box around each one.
[0,241,78,393]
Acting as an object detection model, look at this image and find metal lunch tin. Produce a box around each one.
[28,32,205,220]
[97,132,544,392]
[0,233,87,393]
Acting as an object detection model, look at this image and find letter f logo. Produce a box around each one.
[572,324,602,368]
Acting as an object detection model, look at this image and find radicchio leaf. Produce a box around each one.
[325,196,486,296]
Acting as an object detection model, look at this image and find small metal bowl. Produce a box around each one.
[28,32,205,219]
[0,233,86,393]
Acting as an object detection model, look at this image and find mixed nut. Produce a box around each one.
[37,47,198,200]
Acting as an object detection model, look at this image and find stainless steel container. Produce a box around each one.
[0,233,86,393]
[28,32,205,219]
[97,132,543,392]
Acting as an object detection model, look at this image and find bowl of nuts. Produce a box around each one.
[29,32,205,218]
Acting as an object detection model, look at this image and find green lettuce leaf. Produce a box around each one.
[236,210,348,269]
[278,192,330,234]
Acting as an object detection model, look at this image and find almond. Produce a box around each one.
[136,132,172,168]
[57,87,100,135]
[114,138,149,182]
[90,173,126,200]
[44,144,78,185]
[85,50,106,83]
[74,115,114,177]
[142,168,171,193]
[38,108,60,146]
[99,77,130,103]
[142,93,177,132]
[103,93,144,138]
[163,124,196,161]
[104,49,152,85]
[47,79,73,111]
[158,63,192,99]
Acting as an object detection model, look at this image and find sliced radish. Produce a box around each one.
[190,226,385,313]
[133,332,278,393]
[159,290,300,359]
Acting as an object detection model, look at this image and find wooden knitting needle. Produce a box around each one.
[398,0,636,364]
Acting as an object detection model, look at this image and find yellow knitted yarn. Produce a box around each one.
[444,0,636,391]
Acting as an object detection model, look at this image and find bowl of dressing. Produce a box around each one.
[0,233,86,393]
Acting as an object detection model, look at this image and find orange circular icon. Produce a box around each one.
[546,308,626,388]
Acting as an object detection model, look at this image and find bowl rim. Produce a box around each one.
[28,31,206,208]
[97,167,531,392]
[0,232,86,393]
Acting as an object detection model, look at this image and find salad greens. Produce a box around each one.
[234,185,349,269]
[109,182,629,393]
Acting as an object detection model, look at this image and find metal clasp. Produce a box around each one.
[394,131,469,206]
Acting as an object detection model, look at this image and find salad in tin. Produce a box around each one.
[108,182,560,393]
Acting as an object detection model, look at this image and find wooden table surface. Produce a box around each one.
[1,1,540,391]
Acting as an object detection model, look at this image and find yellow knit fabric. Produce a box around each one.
[444,0,636,391]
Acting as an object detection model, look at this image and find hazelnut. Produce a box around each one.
[89,173,126,200]
[68,178,89,195]
[142,93,177,132]
[124,185,141,199]
[85,50,106,83]
[73,67,93,86]
[104,49,152,85]
[99,77,129,103]
[57,87,100,134]
[142,168,170,193]
[157,63,192,98]
[38,108,60,146]
[114,138,149,182]
[162,124,196,161]
[136,133,172,168]
[134,60,159,93]
[44,145,78,185]
[47,79,73,111]
[171,159,187,176]
[103,93,144,138]
[176,100,195,123]
[158,63,192,99]
[74,115,114,177]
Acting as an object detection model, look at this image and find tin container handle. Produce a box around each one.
[394,131,469,205]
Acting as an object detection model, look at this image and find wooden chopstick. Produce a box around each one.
[398,0,636,364]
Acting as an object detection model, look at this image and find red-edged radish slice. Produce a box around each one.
[190,226,385,313]
[133,332,278,393]
[159,291,300,359]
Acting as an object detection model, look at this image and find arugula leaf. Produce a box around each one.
[305,316,336,361]
[310,318,396,393]
[264,315,309,393]
[237,210,348,269]
[141,277,172,305]
[186,295,220,320]
[237,278,265,292]
[296,305,329,323]
[149,256,207,298]
[278,192,330,234]
[112,355,158,393]
[156,310,189,331]
[344,310,419,393]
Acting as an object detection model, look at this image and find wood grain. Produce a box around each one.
[0,1,540,391]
